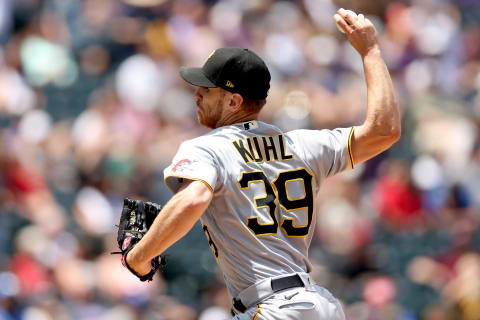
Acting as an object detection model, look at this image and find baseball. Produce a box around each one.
[336,9,358,34]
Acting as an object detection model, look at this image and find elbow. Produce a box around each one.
[390,125,401,143]
[374,116,401,144]
[366,122,401,142]
[368,124,401,148]
[389,103,402,142]
[381,126,401,148]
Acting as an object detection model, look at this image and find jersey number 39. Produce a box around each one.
[238,168,314,237]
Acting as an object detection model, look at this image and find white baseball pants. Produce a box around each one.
[230,276,345,320]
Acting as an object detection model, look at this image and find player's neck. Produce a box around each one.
[215,111,259,128]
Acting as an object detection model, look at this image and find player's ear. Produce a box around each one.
[229,93,243,111]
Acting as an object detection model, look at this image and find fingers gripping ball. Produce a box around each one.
[113,198,166,281]
[336,21,346,34]
[335,9,358,34]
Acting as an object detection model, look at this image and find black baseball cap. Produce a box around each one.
[179,47,271,100]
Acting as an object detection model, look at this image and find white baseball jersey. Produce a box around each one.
[163,121,354,298]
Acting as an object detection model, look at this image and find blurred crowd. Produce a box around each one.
[0,0,480,319]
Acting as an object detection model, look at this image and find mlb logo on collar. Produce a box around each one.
[243,121,258,130]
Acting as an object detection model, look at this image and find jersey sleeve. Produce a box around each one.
[163,140,219,194]
[290,127,355,180]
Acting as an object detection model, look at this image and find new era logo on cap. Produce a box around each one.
[179,47,271,100]
[207,50,216,60]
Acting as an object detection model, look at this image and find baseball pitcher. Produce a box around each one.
[118,8,400,319]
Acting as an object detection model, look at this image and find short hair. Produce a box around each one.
[241,97,267,113]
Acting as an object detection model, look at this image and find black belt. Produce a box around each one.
[233,274,304,313]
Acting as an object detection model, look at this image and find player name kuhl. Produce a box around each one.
[232,134,294,164]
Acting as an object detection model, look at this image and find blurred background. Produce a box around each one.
[0,0,479,319]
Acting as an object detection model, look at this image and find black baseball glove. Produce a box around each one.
[112,198,166,281]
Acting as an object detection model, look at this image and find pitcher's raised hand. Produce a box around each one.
[334,8,379,57]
